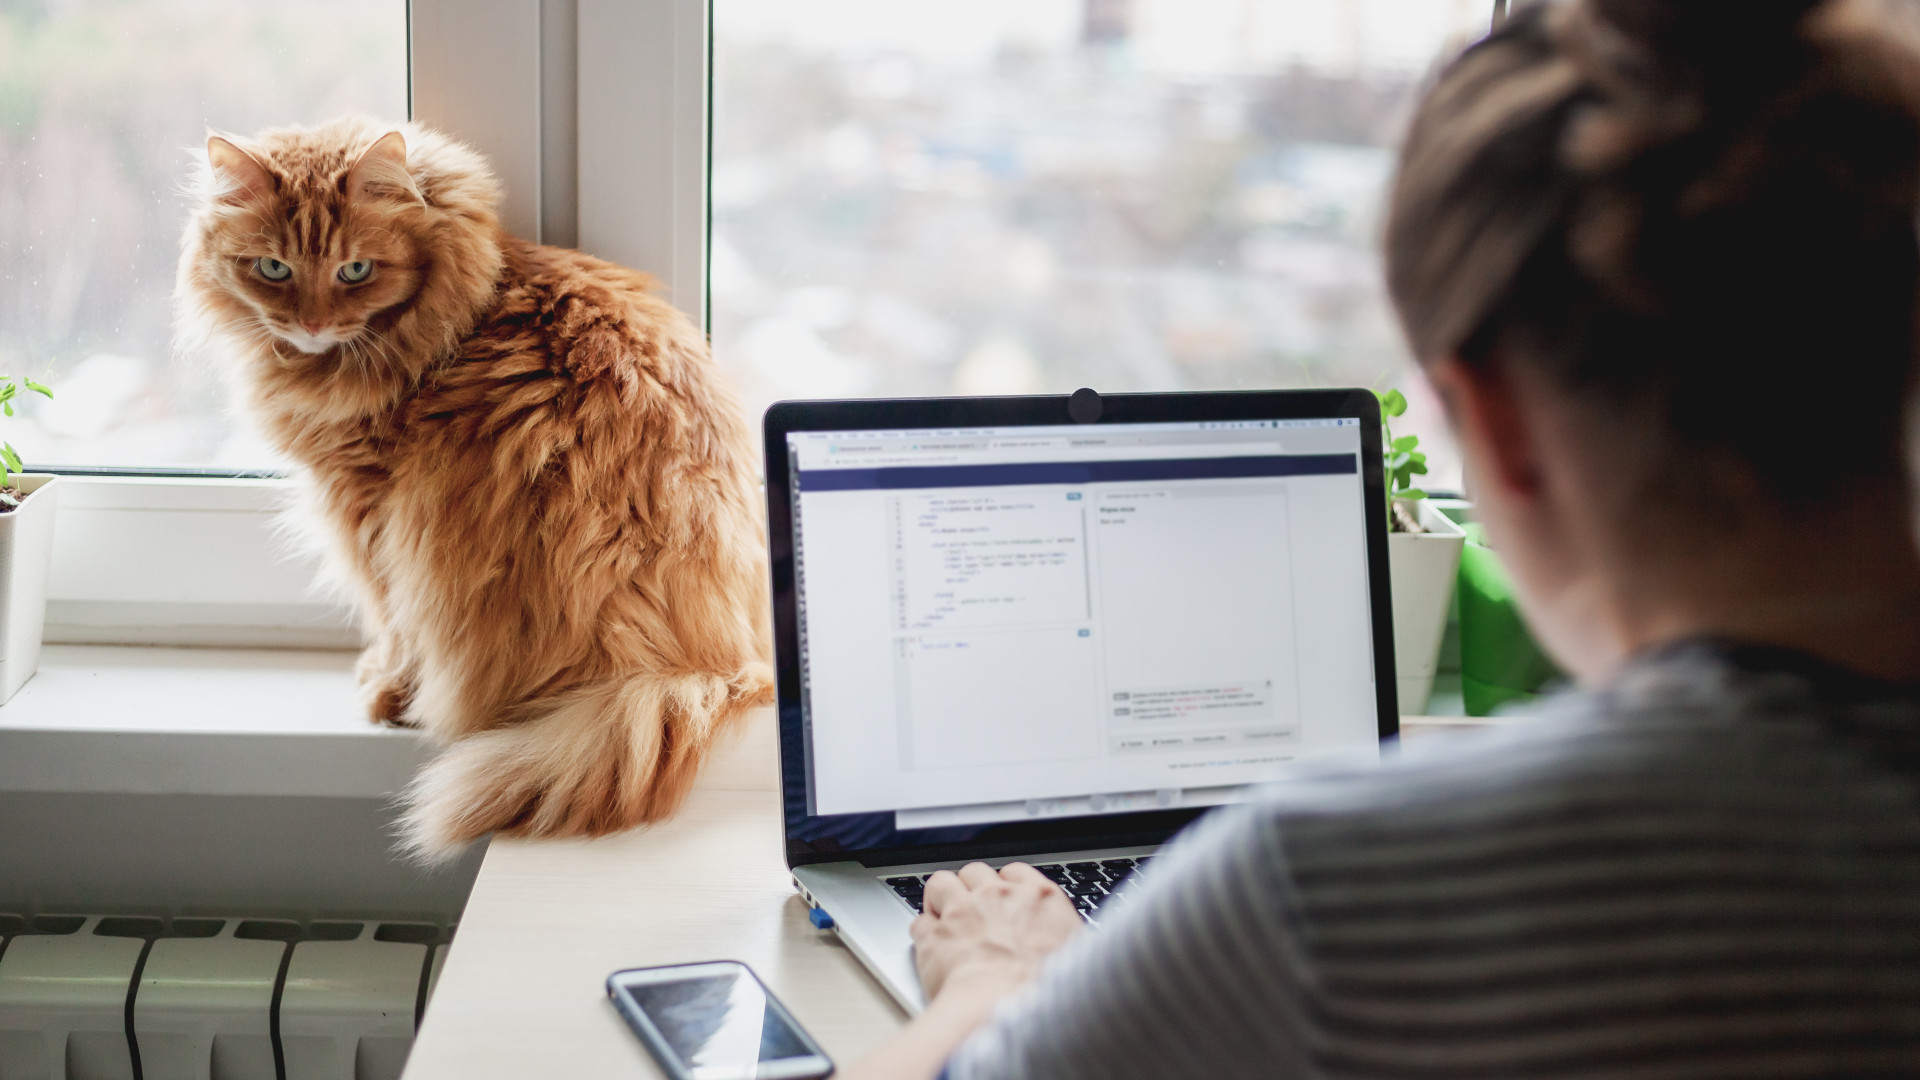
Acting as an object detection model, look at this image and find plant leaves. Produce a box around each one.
[23,378,51,399]
[1381,388,1407,417]
[2,444,23,473]
[1390,435,1419,453]
[1386,451,1411,470]
[1397,488,1428,501]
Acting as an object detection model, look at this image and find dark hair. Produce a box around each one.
[1386,0,1920,500]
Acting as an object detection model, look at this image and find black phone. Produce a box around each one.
[607,960,835,1080]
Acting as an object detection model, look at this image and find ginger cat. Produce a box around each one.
[177,116,773,857]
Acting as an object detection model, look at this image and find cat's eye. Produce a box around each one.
[255,257,292,282]
[338,260,374,284]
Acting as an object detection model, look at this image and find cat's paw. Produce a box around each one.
[356,640,419,726]
[362,680,418,727]
[373,694,420,729]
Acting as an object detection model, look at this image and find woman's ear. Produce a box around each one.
[1424,354,1546,504]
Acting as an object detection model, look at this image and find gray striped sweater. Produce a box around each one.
[945,641,1920,1079]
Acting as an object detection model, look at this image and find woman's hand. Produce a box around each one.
[911,862,1085,1001]
[839,863,1084,1080]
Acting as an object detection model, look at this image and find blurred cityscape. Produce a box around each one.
[713,0,1493,489]
[0,0,405,469]
[0,0,1490,485]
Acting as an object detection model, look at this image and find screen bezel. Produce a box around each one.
[606,960,835,1080]
[763,389,1399,870]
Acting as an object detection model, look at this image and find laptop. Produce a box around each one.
[763,388,1398,1012]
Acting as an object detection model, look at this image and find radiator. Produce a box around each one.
[0,914,451,1080]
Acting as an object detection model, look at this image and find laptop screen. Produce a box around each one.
[782,416,1383,836]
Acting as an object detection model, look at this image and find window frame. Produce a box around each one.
[44,0,1500,649]
[43,0,710,647]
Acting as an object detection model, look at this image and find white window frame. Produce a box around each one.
[45,0,709,648]
[49,0,1506,649]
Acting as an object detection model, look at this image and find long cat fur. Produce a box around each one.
[176,116,773,857]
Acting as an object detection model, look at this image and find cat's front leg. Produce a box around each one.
[356,635,420,728]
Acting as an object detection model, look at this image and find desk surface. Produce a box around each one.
[404,712,1491,1079]
[403,710,900,1079]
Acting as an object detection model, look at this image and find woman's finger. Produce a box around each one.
[956,861,1001,889]
[997,862,1050,887]
[922,869,963,917]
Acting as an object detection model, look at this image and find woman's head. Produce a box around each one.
[1385,0,1920,677]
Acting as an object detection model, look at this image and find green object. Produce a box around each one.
[1372,388,1429,519]
[0,373,52,501]
[1456,523,1562,715]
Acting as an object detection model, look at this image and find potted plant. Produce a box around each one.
[0,373,59,704]
[1377,388,1465,714]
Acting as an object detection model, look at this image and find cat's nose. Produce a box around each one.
[300,320,327,335]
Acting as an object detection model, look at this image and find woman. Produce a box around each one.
[847,0,1920,1076]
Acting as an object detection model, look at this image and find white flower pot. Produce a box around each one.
[1386,499,1466,714]
[0,473,59,704]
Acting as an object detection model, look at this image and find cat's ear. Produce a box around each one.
[206,136,273,206]
[348,131,422,204]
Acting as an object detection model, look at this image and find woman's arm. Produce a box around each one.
[840,802,1323,1080]
[835,862,1084,1080]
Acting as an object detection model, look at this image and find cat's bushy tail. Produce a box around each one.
[396,662,774,860]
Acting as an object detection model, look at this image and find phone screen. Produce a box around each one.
[609,962,833,1080]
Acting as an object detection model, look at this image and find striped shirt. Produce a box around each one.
[944,640,1920,1079]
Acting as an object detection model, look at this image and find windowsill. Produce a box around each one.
[0,644,1500,801]
[0,644,425,799]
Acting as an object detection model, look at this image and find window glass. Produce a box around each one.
[713,0,1493,489]
[0,0,407,469]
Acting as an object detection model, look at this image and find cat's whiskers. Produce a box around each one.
[346,337,380,376]
[340,332,406,387]
[235,317,325,370]
[351,325,410,380]
[232,318,283,358]
[344,331,381,369]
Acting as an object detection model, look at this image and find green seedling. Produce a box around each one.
[0,375,53,506]
[1374,387,1427,530]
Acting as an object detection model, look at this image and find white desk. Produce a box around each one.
[403,711,900,1078]
[403,712,1490,1078]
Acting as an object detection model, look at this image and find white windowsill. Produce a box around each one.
[0,644,422,799]
[46,476,361,649]
[0,643,1497,804]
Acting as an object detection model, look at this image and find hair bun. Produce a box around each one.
[1558,0,1844,179]
[1579,0,1831,79]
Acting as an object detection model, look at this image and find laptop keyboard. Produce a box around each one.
[882,857,1154,927]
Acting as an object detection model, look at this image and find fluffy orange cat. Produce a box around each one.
[176,116,772,857]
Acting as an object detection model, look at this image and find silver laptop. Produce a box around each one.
[763,388,1398,1012]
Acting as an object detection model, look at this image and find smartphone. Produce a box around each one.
[607,960,834,1080]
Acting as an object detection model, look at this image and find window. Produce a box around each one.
[10,0,1489,648]
[0,0,408,470]
[712,0,1495,490]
